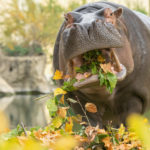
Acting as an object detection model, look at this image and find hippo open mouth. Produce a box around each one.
[55,7,128,91]
[67,48,127,89]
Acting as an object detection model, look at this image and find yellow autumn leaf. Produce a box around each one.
[52,136,77,150]
[54,88,67,96]
[97,55,105,63]
[0,111,9,134]
[23,139,45,150]
[53,70,63,80]
[52,116,63,128]
[65,117,73,133]
[118,124,125,136]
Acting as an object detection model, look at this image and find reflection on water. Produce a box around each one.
[0,94,49,129]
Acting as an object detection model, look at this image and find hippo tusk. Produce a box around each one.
[110,48,122,72]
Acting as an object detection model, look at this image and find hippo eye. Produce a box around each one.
[110,13,113,16]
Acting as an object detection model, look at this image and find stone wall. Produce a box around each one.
[0,52,50,93]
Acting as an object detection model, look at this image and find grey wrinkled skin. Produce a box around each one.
[53,1,150,127]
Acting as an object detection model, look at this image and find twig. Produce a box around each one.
[76,96,91,126]
[21,122,27,137]
[33,93,51,101]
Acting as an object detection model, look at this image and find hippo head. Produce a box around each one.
[56,7,129,93]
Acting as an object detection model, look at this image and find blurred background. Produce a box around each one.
[0,0,149,128]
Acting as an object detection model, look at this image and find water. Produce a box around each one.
[0,94,49,129]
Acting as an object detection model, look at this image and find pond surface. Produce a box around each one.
[0,94,49,129]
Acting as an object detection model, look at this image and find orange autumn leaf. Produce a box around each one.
[57,107,67,118]
[85,103,97,113]
[102,137,112,150]
[53,70,63,80]
[64,74,70,79]
[60,95,65,104]
[100,63,113,73]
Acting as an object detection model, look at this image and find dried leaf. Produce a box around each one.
[85,103,97,113]
[85,126,98,142]
[53,70,63,80]
[76,73,85,81]
[100,63,113,73]
[67,98,77,103]
[74,135,89,143]
[102,137,112,150]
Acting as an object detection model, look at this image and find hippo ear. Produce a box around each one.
[114,8,123,18]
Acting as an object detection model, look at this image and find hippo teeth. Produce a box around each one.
[110,48,122,72]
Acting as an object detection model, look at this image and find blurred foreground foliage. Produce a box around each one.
[0,70,150,150]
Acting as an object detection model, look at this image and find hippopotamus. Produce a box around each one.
[53,1,150,127]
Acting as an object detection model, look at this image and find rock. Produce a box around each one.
[0,77,14,94]
[0,54,50,93]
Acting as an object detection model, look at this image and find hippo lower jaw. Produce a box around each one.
[69,48,127,89]
[73,64,126,89]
